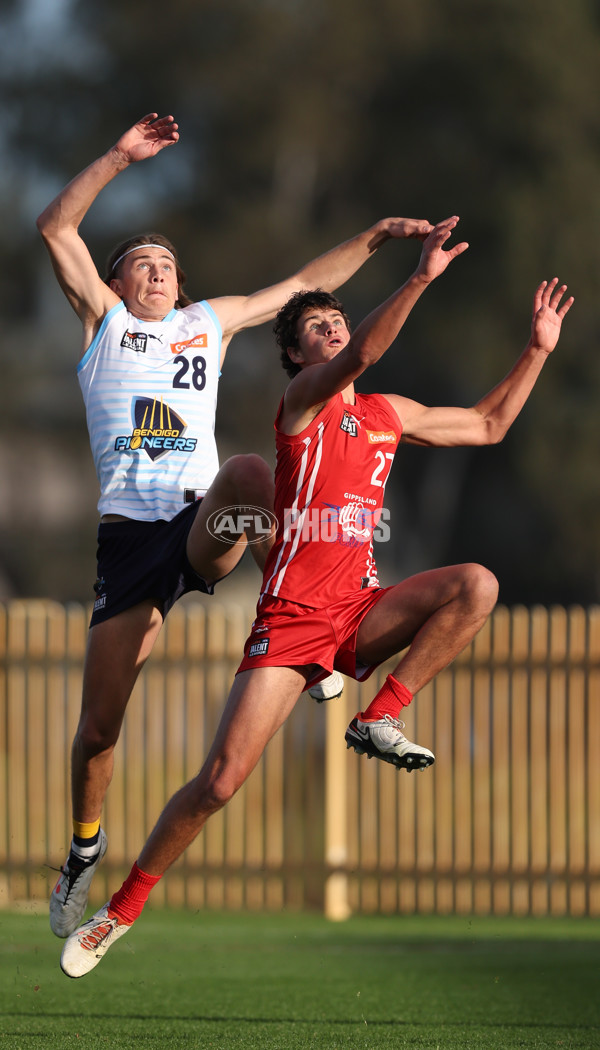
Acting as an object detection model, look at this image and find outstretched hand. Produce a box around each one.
[530,279,574,354]
[415,216,469,281]
[113,113,179,165]
[386,217,435,241]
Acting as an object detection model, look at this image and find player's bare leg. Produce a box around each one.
[345,563,498,770]
[136,666,307,874]
[356,562,498,689]
[60,666,310,977]
[187,453,275,580]
[51,600,163,937]
[73,601,164,818]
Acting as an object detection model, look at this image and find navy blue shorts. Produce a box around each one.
[90,501,214,627]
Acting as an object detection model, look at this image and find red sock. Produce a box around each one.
[108,861,162,925]
[360,674,413,722]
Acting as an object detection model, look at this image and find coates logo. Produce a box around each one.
[170,333,208,355]
[366,430,397,444]
[206,506,278,546]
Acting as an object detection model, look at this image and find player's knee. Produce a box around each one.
[200,751,254,806]
[462,563,498,614]
[74,720,120,760]
[195,761,247,813]
[222,454,273,506]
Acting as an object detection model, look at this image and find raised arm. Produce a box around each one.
[393,278,574,447]
[36,114,179,337]
[208,215,435,349]
[281,216,468,432]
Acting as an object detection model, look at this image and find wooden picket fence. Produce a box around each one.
[0,599,599,917]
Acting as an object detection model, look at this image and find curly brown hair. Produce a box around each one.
[273,289,352,378]
[104,232,193,308]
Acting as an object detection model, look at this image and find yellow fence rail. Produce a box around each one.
[1,600,599,917]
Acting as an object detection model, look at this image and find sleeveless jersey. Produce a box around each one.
[77,299,221,521]
[261,392,401,608]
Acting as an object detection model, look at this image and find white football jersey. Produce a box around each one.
[78,300,221,521]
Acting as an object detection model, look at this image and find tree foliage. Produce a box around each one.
[1,0,599,601]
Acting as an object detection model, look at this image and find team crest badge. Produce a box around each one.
[130,397,187,461]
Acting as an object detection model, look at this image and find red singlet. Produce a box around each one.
[261,391,401,608]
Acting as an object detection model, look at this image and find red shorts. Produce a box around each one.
[236,587,392,689]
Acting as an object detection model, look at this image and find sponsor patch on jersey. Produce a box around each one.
[249,638,270,658]
[340,412,358,437]
[366,429,397,444]
[121,331,148,353]
[114,397,198,461]
[171,333,208,355]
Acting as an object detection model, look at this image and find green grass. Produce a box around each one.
[1,908,599,1049]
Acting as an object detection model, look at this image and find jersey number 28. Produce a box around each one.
[172,355,207,391]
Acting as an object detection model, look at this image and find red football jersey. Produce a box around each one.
[261,392,401,608]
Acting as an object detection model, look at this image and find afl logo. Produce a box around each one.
[206,506,278,545]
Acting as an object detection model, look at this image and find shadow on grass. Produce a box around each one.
[1,1012,598,1032]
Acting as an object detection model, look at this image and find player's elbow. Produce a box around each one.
[483,419,511,445]
[36,210,59,245]
[472,408,509,446]
[36,203,68,242]
[352,337,380,370]
[35,211,49,237]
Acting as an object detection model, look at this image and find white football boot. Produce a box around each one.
[60,903,131,978]
[308,671,345,703]
[345,713,434,771]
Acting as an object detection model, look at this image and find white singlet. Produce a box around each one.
[77,300,222,521]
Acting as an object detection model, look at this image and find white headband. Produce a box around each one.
[111,243,176,273]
